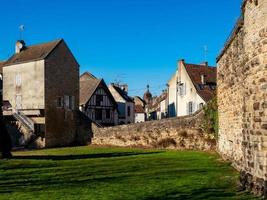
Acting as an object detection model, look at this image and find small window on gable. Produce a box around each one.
[15,74,22,86]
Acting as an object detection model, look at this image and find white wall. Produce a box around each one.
[176,62,205,116]
[135,113,145,123]
[3,60,45,110]
[167,70,178,117]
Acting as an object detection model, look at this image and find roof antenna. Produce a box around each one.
[19,25,25,40]
[203,45,208,62]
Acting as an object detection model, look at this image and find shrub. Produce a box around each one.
[157,138,177,148]
[202,97,218,139]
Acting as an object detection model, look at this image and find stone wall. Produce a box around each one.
[217,0,267,196]
[45,40,80,148]
[92,111,216,151]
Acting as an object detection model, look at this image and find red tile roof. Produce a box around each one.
[135,105,145,113]
[184,63,217,102]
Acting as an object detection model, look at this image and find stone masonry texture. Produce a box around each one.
[92,111,216,151]
[217,0,267,196]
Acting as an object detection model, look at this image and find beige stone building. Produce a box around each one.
[217,0,267,195]
[3,39,83,148]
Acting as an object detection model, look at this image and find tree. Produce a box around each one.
[0,96,12,158]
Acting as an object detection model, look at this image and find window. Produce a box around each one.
[64,95,75,110]
[95,109,102,120]
[127,106,131,117]
[178,83,186,96]
[15,74,22,86]
[199,103,204,109]
[64,95,70,109]
[188,101,193,115]
[96,95,103,106]
[56,97,64,108]
[106,109,110,119]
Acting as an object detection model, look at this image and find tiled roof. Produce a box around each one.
[135,105,145,113]
[4,39,62,66]
[79,72,117,107]
[79,72,101,105]
[184,63,217,102]
[111,85,134,103]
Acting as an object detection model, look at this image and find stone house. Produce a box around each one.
[108,83,135,124]
[134,96,146,123]
[146,91,167,120]
[167,60,216,117]
[79,72,118,126]
[2,39,83,148]
[217,0,267,195]
[134,104,145,123]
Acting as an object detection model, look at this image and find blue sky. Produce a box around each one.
[0,0,242,97]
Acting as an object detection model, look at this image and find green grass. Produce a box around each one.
[0,146,259,200]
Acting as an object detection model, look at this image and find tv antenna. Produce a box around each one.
[203,45,208,62]
[19,25,25,40]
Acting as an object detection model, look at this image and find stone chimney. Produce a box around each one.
[15,40,26,53]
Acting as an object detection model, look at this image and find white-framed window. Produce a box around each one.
[64,95,75,110]
[178,83,186,96]
[15,74,22,86]
[188,101,194,115]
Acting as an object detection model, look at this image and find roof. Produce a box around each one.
[79,72,117,107]
[183,62,217,102]
[135,105,145,113]
[110,84,134,103]
[4,39,62,66]
[134,96,146,106]
[79,72,101,105]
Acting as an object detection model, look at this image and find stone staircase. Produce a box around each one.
[12,110,38,147]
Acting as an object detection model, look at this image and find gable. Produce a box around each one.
[181,62,217,102]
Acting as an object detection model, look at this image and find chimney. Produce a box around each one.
[200,61,208,66]
[15,40,26,53]
[201,75,206,84]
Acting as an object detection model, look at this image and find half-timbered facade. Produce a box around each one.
[80,72,118,126]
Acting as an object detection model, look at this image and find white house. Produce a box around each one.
[134,105,145,123]
[167,59,216,117]
[108,84,135,124]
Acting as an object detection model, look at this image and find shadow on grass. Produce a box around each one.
[12,151,161,161]
[142,187,253,200]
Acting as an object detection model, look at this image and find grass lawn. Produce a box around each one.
[0,146,260,200]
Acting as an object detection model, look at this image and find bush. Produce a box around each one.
[156,138,177,148]
[202,97,218,139]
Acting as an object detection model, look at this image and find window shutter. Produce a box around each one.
[64,95,69,109]
[184,83,186,96]
[71,96,75,110]
[186,102,189,115]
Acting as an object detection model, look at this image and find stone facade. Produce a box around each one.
[92,111,216,151]
[217,0,267,196]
